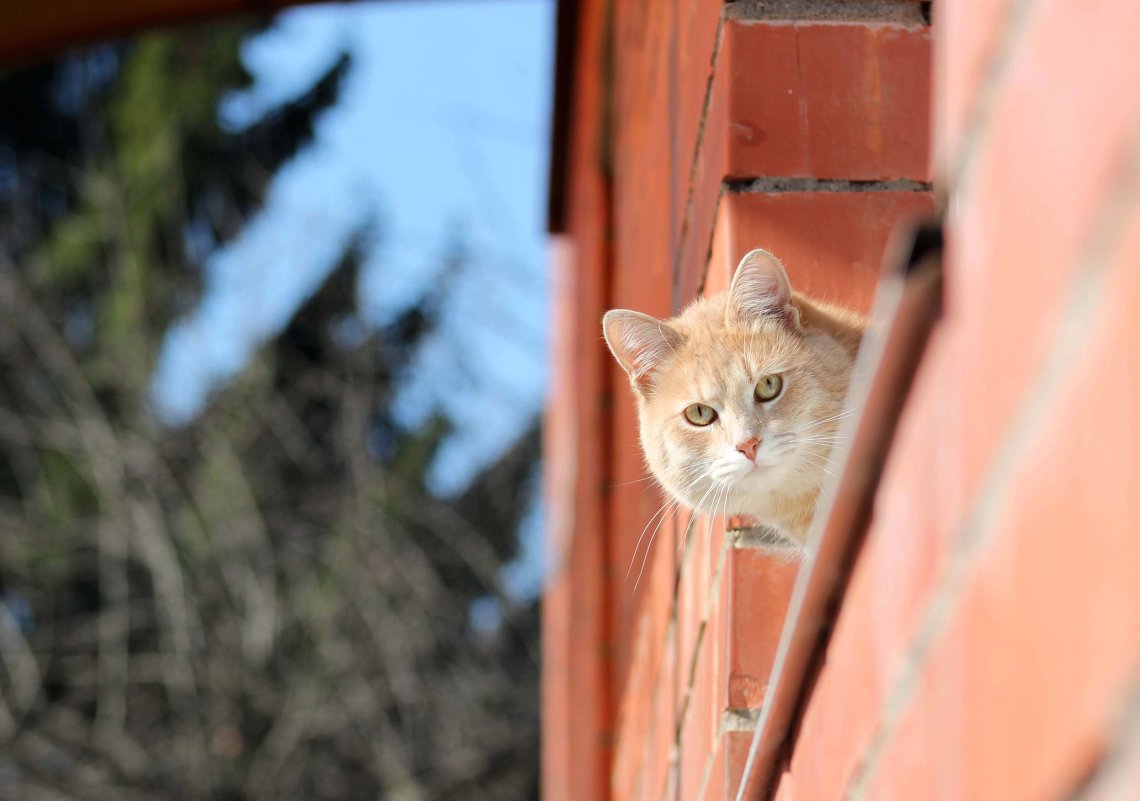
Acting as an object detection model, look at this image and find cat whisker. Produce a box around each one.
[783,435,847,448]
[633,498,681,591]
[789,428,848,438]
[786,408,855,434]
[684,476,729,558]
[627,500,674,581]
[635,481,708,590]
[677,517,692,557]
[677,512,702,559]
[806,450,840,462]
[793,452,839,479]
[702,478,729,567]
[609,475,658,488]
[712,479,732,567]
[782,431,841,442]
[627,475,704,582]
[627,465,712,582]
[690,478,729,561]
[714,480,733,549]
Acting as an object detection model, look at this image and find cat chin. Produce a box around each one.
[682,482,775,517]
[674,465,825,519]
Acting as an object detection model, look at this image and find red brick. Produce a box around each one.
[864,207,1140,801]
[612,0,680,322]
[728,547,798,709]
[547,146,613,801]
[707,515,728,600]
[785,326,970,800]
[676,2,723,205]
[862,665,951,801]
[646,511,679,660]
[550,0,949,797]
[773,770,796,801]
[702,207,734,300]
[611,384,679,684]
[700,530,730,728]
[790,204,1140,801]
[679,516,734,801]
[677,513,720,708]
[718,190,933,314]
[723,20,932,181]
[696,728,754,801]
[544,0,623,794]
[789,598,886,801]
[612,737,642,801]
[869,327,965,574]
[613,616,654,801]
[640,186,930,801]
[701,734,727,801]
[615,604,680,801]
[782,7,1140,794]
[541,542,574,801]
[725,728,754,801]
[933,0,1012,173]
[659,768,678,801]
[678,20,934,307]
[543,241,577,801]
[672,1,722,307]
[679,616,718,801]
[608,0,692,693]
[646,623,679,801]
[678,81,729,307]
[941,0,1140,529]
[566,521,613,801]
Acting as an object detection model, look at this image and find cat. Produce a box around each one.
[602,249,865,545]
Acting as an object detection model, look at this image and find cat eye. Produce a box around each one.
[683,403,717,426]
[755,374,783,402]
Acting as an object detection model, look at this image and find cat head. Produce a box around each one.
[603,249,852,520]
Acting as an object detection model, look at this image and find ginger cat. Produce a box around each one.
[603,249,864,544]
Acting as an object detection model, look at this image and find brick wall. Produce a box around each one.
[758,2,1140,799]
[544,1,1140,800]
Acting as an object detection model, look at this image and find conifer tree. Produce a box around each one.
[0,19,538,801]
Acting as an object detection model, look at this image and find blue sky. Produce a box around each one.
[149,0,554,594]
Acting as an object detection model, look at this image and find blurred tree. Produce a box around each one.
[0,18,539,801]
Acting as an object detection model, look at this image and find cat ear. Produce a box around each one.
[725,249,802,332]
[602,310,683,391]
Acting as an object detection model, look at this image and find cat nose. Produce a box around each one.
[736,437,760,461]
